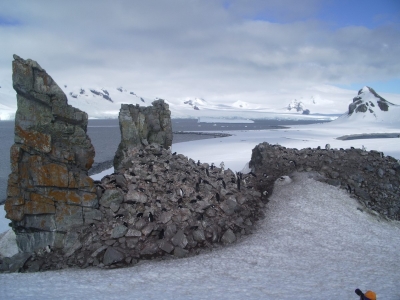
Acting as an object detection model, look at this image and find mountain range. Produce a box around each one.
[0,76,399,122]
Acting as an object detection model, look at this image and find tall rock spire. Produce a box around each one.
[6,55,98,252]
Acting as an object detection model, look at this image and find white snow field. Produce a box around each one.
[1,113,400,299]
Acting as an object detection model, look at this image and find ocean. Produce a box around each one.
[0,118,329,202]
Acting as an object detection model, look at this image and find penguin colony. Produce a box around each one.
[20,144,264,271]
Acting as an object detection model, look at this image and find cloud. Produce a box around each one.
[0,0,399,102]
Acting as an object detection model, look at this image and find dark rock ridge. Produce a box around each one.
[348,86,396,115]
[113,100,173,170]
[9,144,263,272]
[5,55,97,253]
[250,142,400,220]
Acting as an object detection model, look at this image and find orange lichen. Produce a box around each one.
[24,193,55,214]
[30,160,69,188]
[48,190,81,204]
[4,200,24,221]
[15,126,51,153]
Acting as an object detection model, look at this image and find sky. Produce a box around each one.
[0,0,399,103]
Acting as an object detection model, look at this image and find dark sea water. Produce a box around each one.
[0,118,329,202]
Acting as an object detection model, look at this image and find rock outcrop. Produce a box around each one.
[5,55,97,253]
[15,144,263,272]
[250,142,400,220]
[113,101,172,170]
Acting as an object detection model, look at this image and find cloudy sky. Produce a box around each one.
[0,0,399,102]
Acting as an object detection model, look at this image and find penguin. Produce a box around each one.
[222,180,226,189]
[197,160,201,166]
[237,178,241,190]
[216,193,220,202]
[158,229,165,239]
[148,212,154,222]
[179,188,184,197]
[196,182,200,192]
[136,212,143,218]
[206,168,210,177]
[172,152,177,155]
[210,163,215,170]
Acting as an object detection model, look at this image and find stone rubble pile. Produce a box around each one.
[250,142,400,220]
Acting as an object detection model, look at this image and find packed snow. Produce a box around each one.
[1,113,399,299]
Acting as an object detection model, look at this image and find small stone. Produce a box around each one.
[126,238,139,248]
[125,228,142,237]
[111,225,128,239]
[173,247,189,258]
[192,229,206,242]
[140,242,159,256]
[103,247,124,266]
[104,239,116,246]
[100,189,123,208]
[110,202,120,213]
[159,211,173,224]
[159,241,174,253]
[221,229,236,244]
[171,230,188,249]
[141,223,155,236]
[91,245,108,257]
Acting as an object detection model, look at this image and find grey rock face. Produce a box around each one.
[113,100,173,170]
[5,55,97,253]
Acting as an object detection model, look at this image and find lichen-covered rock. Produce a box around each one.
[113,100,172,170]
[5,55,96,253]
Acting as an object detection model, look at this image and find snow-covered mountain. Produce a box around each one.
[334,86,400,124]
[1,76,399,121]
[61,85,151,119]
